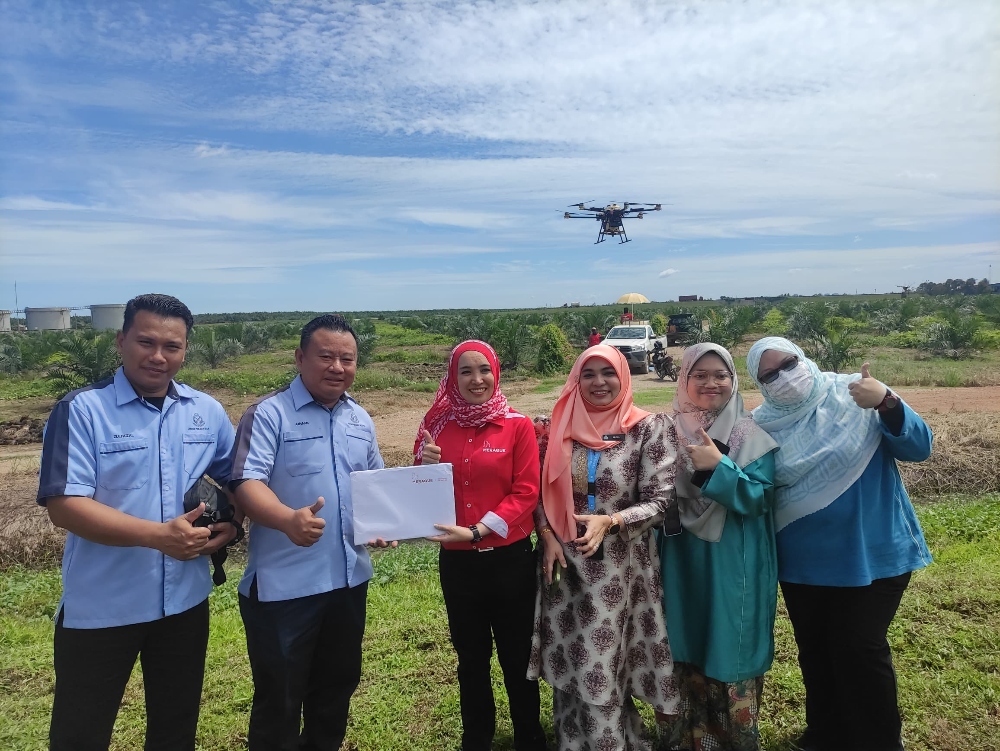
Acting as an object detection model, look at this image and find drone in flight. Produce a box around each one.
[563,201,663,244]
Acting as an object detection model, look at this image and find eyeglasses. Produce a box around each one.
[758,356,798,385]
[689,371,733,385]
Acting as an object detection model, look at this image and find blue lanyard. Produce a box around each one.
[586,448,600,513]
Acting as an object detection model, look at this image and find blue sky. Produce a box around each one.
[1,0,998,314]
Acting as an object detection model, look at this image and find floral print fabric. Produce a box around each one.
[657,662,764,751]
[553,686,648,751]
[529,414,679,718]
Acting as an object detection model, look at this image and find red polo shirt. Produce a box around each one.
[421,412,539,551]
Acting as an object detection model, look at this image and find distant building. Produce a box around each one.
[678,295,698,302]
[992,283,1000,293]
[25,307,71,331]
[90,304,126,331]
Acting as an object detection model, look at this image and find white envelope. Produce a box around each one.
[350,463,456,546]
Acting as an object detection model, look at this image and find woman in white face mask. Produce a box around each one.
[745,337,933,751]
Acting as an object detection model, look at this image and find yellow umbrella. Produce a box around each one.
[615,292,650,319]
[616,293,650,304]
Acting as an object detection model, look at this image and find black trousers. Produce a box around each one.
[439,538,546,751]
[49,599,209,751]
[239,580,368,751]
[781,573,911,751]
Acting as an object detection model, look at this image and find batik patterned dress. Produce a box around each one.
[528,413,680,718]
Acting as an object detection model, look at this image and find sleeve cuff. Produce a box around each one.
[229,470,270,483]
[37,483,96,505]
[481,511,509,539]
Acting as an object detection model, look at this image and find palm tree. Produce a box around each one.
[45,333,121,394]
[188,329,244,369]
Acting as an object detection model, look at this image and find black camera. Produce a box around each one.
[184,475,235,535]
[183,475,241,586]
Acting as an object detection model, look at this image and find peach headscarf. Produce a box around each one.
[541,345,651,542]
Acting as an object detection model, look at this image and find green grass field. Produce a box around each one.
[1,495,997,750]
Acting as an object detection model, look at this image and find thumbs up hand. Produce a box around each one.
[848,362,888,409]
[420,430,442,465]
[685,428,724,471]
[282,496,327,547]
[157,503,212,561]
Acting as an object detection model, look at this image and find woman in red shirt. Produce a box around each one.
[415,340,546,751]
[588,327,602,347]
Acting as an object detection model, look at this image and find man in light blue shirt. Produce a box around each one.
[231,313,384,751]
[37,294,238,751]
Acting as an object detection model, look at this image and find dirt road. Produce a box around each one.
[3,380,997,467]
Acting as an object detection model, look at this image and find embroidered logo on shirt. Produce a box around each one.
[113,433,135,439]
[350,411,360,424]
[192,413,205,427]
[295,421,310,426]
[481,440,506,454]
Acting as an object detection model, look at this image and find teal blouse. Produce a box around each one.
[659,451,778,683]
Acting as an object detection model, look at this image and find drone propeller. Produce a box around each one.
[568,200,596,208]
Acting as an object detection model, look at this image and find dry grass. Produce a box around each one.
[0,457,64,570]
[900,413,1000,497]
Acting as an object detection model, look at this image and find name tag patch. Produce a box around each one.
[601,433,626,441]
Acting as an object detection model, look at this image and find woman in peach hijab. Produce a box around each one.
[528,344,680,751]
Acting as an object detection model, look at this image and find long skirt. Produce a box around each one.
[656,663,764,751]
[554,687,651,751]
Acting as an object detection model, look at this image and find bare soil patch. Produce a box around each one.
[0,416,45,445]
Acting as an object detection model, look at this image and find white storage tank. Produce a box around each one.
[25,307,71,331]
[90,304,126,331]
[0,311,10,332]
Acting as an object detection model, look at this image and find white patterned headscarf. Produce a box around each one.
[672,343,778,542]
[746,337,882,532]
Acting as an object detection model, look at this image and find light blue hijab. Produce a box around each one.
[746,337,882,532]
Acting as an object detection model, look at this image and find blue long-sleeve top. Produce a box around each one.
[775,401,933,586]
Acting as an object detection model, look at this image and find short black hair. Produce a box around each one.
[300,314,358,351]
[123,294,194,335]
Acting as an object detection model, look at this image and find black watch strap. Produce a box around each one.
[469,525,482,543]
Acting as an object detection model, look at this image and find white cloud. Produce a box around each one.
[0,0,997,312]
[658,269,679,278]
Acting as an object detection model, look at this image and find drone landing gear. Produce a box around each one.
[595,229,630,245]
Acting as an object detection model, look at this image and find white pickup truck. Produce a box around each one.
[603,323,659,373]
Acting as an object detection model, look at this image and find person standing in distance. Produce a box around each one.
[37,293,238,751]
[231,314,385,751]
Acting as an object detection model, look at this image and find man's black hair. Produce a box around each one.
[300,314,358,351]
[123,294,194,335]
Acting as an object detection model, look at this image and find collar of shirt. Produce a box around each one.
[290,374,356,412]
[113,367,194,407]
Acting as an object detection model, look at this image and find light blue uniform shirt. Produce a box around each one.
[776,402,933,586]
[37,368,236,629]
[231,375,383,602]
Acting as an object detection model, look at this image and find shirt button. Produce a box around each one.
[464,458,469,463]
[466,503,472,508]
[464,481,469,486]
[468,439,473,443]
[163,484,170,490]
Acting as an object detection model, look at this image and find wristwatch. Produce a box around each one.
[875,389,900,412]
[607,514,621,536]
[469,525,483,543]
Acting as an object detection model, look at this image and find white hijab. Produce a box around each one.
[672,343,778,542]
[746,337,883,532]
